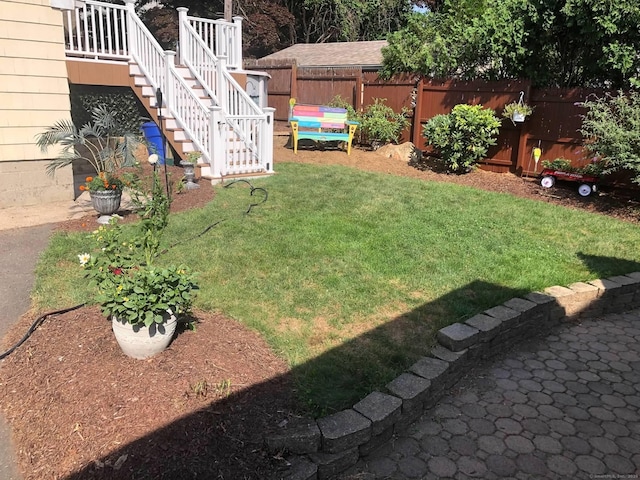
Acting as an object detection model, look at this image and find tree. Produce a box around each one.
[137,0,295,58]
[381,0,640,88]
[285,0,416,43]
[580,90,640,184]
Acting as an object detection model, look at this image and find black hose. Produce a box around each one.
[0,303,85,360]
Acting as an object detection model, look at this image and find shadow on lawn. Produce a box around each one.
[62,280,530,480]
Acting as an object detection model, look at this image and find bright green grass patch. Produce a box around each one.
[33,162,640,415]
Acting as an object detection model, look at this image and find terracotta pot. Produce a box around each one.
[111,311,177,359]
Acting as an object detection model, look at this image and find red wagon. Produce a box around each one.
[539,168,599,197]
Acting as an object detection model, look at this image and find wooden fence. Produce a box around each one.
[246,59,603,176]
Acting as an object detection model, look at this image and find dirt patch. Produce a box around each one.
[2,138,640,480]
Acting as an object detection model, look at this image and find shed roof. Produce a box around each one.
[259,40,387,68]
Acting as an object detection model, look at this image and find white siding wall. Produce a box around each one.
[0,0,73,209]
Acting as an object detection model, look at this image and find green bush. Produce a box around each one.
[358,98,410,148]
[580,90,640,184]
[423,104,501,173]
[328,96,410,148]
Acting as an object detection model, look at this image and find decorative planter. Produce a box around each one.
[180,161,200,189]
[90,189,122,224]
[111,311,177,359]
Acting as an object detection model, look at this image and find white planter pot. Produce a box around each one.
[512,112,526,123]
[111,312,177,359]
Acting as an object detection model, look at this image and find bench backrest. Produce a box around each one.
[290,104,348,129]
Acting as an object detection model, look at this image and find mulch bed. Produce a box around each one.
[1,141,640,480]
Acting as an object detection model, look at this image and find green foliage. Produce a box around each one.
[358,98,411,146]
[541,157,606,176]
[423,103,501,173]
[579,90,640,183]
[542,158,573,171]
[327,95,358,120]
[36,104,143,178]
[79,170,197,327]
[382,0,640,88]
[81,172,126,193]
[328,96,410,146]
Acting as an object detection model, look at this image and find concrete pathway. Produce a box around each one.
[0,225,58,480]
[347,310,640,479]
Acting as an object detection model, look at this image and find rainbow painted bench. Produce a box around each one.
[288,98,359,155]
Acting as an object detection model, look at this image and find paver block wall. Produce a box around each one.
[266,271,640,480]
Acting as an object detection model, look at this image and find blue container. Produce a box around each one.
[141,121,165,164]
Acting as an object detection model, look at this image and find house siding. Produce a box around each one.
[0,0,73,209]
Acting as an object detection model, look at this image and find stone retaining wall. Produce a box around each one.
[266,272,640,480]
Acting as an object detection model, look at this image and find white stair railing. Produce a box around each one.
[62,0,273,177]
[178,8,274,177]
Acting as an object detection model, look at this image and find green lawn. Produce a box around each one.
[33,162,640,415]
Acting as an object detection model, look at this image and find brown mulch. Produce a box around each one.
[2,138,640,480]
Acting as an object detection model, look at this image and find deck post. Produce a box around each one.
[177,7,189,66]
[210,106,225,179]
[124,0,136,58]
[232,16,243,69]
[217,56,228,112]
[164,50,176,111]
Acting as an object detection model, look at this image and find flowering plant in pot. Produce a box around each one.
[502,101,534,125]
[36,105,144,221]
[78,164,198,359]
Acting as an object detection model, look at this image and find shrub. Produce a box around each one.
[358,98,411,148]
[328,96,410,148]
[579,90,640,184]
[423,104,501,173]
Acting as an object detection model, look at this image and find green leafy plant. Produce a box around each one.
[184,151,202,164]
[78,167,198,327]
[327,95,358,121]
[542,157,606,176]
[36,104,143,178]
[358,98,411,148]
[580,90,640,183]
[542,158,574,171]
[423,103,501,173]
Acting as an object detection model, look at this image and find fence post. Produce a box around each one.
[177,7,189,66]
[412,76,425,148]
[232,16,243,69]
[290,62,298,101]
[209,106,225,179]
[263,107,275,173]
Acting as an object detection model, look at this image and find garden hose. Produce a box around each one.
[0,303,85,361]
[1,180,269,360]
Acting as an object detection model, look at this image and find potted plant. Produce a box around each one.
[502,101,534,125]
[180,151,201,190]
[36,104,143,221]
[78,161,198,359]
